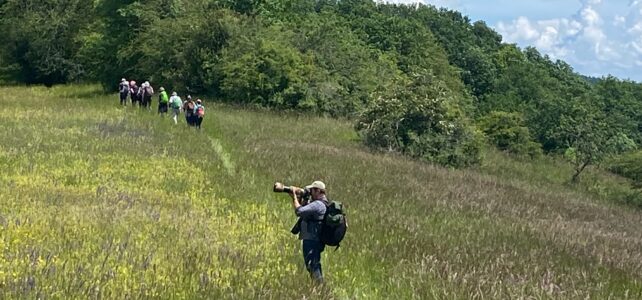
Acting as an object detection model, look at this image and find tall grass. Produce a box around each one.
[1,84,642,298]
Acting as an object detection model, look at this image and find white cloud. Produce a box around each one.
[492,0,642,80]
[385,0,642,80]
[614,15,626,27]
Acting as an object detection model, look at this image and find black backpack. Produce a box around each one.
[319,200,347,249]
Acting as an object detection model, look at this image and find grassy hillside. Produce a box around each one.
[1,85,642,299]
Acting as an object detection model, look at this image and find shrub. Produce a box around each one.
[478,111,542,158]
[218,23,315,109]
[607,150,642,187]
[356,72,482,168]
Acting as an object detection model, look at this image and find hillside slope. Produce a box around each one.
[1,85,642,299]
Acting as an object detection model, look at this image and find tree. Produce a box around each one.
[218,23,315,109]
[356,72,481,168]
[556,103,634,183]
[0,0,95,85]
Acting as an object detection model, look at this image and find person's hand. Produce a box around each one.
[290,187,300,200]
[294,187,305,195]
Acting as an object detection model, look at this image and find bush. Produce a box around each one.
[218,23,315,109]
[607,150,642,187]
[356,72,482,168]
[478,111,542,158]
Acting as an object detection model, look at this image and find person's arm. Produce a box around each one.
[291,188,302,211]
[294,196,323,218]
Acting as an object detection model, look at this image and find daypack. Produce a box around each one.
[196,105,205,117]
[319,200,347,249]
[170,97,182,109]
[119,82,129,94]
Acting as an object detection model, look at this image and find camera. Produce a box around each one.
[274,182,311,235]
[273,182,312,204]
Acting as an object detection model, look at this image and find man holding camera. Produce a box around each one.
[291,180,327,284]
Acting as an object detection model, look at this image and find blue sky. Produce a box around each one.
[388,0,642,82]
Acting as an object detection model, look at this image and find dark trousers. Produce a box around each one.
[186,113,195,126]
[142,95,151,108]
[158,103,168,114]
[119,92,128,105]
[302,240,324,283]
[195,116,203,129]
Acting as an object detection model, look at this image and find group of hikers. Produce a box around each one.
[118,78,206,129]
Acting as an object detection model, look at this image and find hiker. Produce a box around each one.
[168,92,182,124]
[118,78,129,106]
[129,81,140,107]
[291,180,328,283]
[194,99,205,130]
[183,95,196,126]
[141,81,154,110]
[158,87,169,116]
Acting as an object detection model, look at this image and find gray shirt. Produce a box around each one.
[295,198,327,241]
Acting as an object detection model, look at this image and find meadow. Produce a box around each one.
[1,85,642,299]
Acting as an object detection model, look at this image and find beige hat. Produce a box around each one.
[306,180,326,191]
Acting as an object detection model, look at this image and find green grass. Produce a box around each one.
[2,84,642,299]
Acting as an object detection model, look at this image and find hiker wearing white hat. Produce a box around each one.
[118,78,129,106]
[140,81,154,110]
[168,91,182,124]
[129,80,140,107]
[291,180,328,283]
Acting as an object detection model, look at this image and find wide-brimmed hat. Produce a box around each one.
[171,92,177,96]
[159,87,165,91]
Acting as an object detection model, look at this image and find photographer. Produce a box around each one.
[291,181,327,284]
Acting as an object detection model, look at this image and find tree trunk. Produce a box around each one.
[572,160,591,183]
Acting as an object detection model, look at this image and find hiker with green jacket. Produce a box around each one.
[158,87,169,116]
